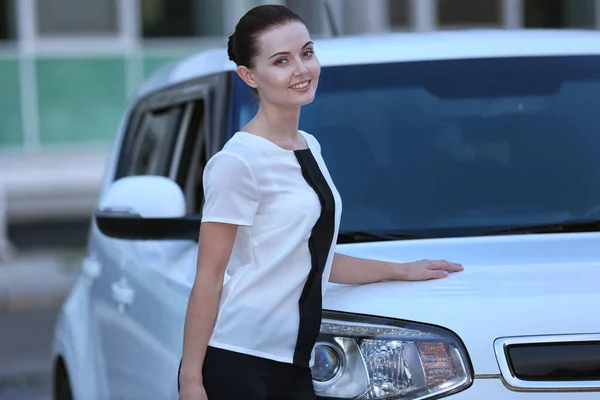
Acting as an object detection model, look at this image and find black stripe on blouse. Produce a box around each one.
[292,148,336,368]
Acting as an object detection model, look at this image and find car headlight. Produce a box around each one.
[311,311,473,399]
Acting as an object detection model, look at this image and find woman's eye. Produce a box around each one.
[275,58,288,65]
[303,50,314,57]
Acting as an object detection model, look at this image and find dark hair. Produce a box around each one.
[227,5,306,68]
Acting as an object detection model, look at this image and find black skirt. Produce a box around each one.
[178,346,317,400]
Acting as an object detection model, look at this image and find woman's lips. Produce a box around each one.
[289,80,311,92]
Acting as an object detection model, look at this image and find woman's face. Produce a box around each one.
[238,21,321,108]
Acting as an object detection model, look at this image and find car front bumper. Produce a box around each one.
[449,378,599,399]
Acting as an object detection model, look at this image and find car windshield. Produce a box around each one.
[230,55,600,238]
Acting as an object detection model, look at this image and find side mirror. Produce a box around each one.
[95,175,201,241]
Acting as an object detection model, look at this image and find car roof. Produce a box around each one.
[135,29,600,100]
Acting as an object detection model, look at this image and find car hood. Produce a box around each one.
[323,232,600,375]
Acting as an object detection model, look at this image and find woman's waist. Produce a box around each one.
[225,248,313,276]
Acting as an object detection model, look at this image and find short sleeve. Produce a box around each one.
[201,152,260,226]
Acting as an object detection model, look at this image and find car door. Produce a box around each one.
[98,80,220,399]
[91,100,188,400]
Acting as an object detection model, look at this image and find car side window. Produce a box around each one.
[120,105,185,177]
[170,99,209,214]
[116,76,224,211]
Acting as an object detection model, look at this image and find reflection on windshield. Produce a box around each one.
[231,55,600,237]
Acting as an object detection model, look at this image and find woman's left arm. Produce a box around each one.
[329,252,464,284]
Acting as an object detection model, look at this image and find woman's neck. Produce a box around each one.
[252,101,301,141]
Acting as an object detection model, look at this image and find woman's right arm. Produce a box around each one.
[178,221,238,399]
[178,152,260,399]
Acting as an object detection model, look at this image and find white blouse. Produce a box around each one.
[201,130,342,367]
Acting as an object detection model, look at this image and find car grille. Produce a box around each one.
[494,334,600,391]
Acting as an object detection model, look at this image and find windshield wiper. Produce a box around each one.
[479,219,600,236]
[337,230,426,243]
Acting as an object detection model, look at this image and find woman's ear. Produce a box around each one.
[236,66,258,89]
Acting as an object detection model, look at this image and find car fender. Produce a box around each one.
[52,276,110,400]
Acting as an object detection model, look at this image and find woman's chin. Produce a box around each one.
[299,96,316,106]
[293,91,316,106]
[270,89,317,108]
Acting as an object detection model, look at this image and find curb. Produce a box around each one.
[0,284,75,313]
[0,252,81,313]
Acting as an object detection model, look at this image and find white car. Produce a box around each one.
[51,29,600,400]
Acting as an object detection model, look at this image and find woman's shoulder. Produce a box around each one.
[205,135,252,168]
[299,130,321,151]
[211,132,262,163]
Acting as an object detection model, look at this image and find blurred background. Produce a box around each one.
[1,0,599,399]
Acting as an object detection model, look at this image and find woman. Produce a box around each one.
[178,5,463,400]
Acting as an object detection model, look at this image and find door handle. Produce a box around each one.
[111,278,135,312]
[82,255,102,282]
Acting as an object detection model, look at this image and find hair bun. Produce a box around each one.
[227,33,237,64]
[226,5,305,68]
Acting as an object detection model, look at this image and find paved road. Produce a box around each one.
[0,306,60,400]
[0,249,80,400]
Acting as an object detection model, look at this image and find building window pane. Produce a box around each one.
[524,0,596,28]
[389,0,410,28]
[36,56,127,145]
[0,58,23,148]
[0,0,16,40]
[141,0,223,38]
[438,0,501,27]
[36,0,118,36]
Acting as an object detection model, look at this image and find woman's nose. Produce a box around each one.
[294,60,309,75]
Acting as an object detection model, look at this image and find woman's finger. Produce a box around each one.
[429,260,463,271]
[427,269,449,279]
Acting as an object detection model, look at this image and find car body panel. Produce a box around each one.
[52,275,110,400]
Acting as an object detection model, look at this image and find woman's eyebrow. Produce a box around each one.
[268,41,314,59]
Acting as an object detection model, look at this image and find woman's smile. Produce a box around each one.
[289,79,311,92]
